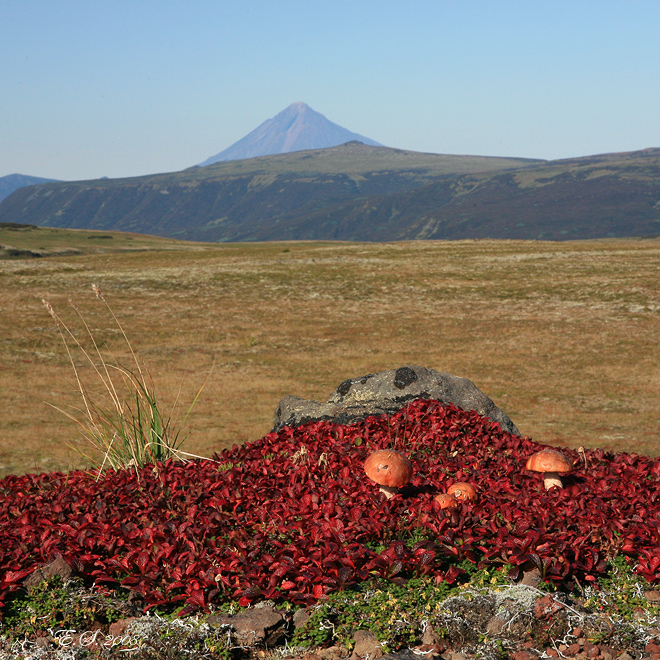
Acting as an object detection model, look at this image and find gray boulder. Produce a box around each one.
[273,365,519,435]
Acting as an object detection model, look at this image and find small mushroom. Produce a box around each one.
[525,448,573,490]
[364,449,413,499]
[447,482,477,503]
[433,493,458,510]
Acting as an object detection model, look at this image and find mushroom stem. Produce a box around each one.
[379,485,399,499]
[543,472,563,490]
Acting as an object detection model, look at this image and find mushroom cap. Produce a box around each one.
[447,482,477,502]
[364,450,413,489]
[525,448,573,474]
[434,493,458,510]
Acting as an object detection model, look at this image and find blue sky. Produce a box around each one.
[2,1,659,180]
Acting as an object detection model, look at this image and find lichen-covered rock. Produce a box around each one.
[207,606,287,646]
[273,365,519,435]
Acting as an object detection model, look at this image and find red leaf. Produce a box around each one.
[136,552,150,574]
[186,589,206,608]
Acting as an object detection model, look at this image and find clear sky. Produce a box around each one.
[2,1,659,181]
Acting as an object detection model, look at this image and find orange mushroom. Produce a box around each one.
[526,448,573,490]
[434,493,458,510]
[447,482,477,503]
[364,449,413,499]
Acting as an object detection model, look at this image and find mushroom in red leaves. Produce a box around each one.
[526,448,573,490]
[364,449,413,499]
[447,482,477,503]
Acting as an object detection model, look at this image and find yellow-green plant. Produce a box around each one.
[43,284,210,475]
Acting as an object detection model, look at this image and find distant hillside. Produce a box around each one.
[265,148,660,241]
[0,173,56,202]
[0,142,542,241]
[0,224,202,260]
[199,102,383,165]
[1,143,659,242]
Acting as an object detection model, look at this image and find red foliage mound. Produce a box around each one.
[1,400,659,620]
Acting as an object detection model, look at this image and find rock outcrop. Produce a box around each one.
[273,365,519,436]
[207,606,287,647]
[23,556,75,589]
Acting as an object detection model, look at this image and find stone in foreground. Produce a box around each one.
[273,365,519,435]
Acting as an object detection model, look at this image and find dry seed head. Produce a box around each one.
[92,284,105,301]
[42,299,57,319]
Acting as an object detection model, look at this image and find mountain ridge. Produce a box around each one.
[0,143,658,242]
[0,173,57,202]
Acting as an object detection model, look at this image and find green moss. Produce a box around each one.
[1,575,127,641]
[584,555,660,621]
[293,577,453,652]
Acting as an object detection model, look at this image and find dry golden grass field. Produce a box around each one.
[1,225,659,478]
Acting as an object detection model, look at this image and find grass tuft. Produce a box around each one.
[42,285,210,476]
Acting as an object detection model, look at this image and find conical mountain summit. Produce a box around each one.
[199,102,383,166]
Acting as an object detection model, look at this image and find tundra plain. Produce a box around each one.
[1,225,659,478]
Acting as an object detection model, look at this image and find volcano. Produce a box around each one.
[199,102,383,165]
